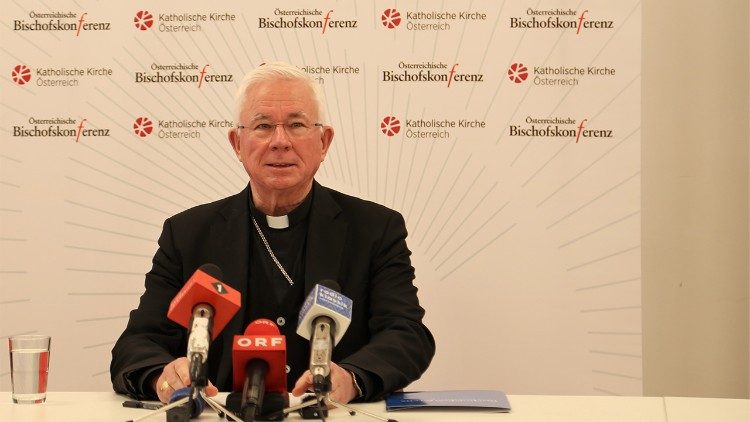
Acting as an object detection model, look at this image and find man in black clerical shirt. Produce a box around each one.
[110,62,435,404]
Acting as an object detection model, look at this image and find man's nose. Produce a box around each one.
[269,124,291,150]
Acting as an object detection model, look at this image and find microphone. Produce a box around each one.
[296,280,353,394]
[166,387,206,421]
[231,319,287,421]
[167,264,241,387]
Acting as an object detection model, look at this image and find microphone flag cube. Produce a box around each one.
[296,283,353,345]
[232,319,287,393]
[167,266,241,340]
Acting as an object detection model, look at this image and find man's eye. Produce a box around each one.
[289,122,306,129]
[255,123,273,130]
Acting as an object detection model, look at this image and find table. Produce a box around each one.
[0,392,747,422]
[664,396,749,422]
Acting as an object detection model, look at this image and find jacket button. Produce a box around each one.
[276,317,285,326]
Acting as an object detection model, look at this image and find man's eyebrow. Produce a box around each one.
[248,113,271,123]
[287,111,310,119]
[248,111,311,122]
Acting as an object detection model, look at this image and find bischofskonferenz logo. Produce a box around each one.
[13,11,111,36]
[259,8,358,34]
[13,117,110,142]
[381,61,484,87]
[509,116,614,143]
[509,9,614,34]
[379,7,487,31]
[133,10,236,33]
[134,63,234,87]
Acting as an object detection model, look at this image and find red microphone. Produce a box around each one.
[232,319,287,419]
[167,264,241,387]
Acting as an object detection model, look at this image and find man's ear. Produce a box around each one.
[320,126,334,161]
[228,128,241,161]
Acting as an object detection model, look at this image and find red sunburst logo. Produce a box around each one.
[134,11,153,31]
[133,117,153,137]
[508,63,528,84]
[12,65,31,85]
[381,9,401,29]
[380,116,401,137]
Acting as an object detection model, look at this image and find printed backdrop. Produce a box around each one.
[0,0,641,395]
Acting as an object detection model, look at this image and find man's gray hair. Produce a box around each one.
[233,62,327,125]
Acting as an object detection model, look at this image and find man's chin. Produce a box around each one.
[253,176,309,194]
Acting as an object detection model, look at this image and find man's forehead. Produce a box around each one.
[242,80,317,116]
[245,79,312,100]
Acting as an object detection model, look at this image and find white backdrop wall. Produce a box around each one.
[0,0,641,395]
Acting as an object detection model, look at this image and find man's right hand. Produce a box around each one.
[153,357,219,403]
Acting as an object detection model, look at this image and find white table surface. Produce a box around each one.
[663,396,749,422]
[0,392,747,422]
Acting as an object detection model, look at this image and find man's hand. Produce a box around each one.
[153,357,219,403]
[291,362,358,405]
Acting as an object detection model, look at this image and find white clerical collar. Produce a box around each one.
[266,214,290,229]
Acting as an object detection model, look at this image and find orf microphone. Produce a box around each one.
[296,280,353,393]
[167,264,241,386]
[232,319,287,421]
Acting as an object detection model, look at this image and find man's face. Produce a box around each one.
[228,78,333,198]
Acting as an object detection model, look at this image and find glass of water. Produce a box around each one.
[9,335,51,404]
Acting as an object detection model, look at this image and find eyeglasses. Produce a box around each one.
[236,120,324,140]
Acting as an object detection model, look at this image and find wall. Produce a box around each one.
[642,0,749,399]
[0,0,643,396]
[3,0,748,399]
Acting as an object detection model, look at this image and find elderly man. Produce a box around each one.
[110,62,435,405]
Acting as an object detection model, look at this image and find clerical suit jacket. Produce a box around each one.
[110,181,435,401]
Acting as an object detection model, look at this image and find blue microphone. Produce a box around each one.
[297,280,353,393]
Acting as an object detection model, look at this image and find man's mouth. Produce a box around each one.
[268,163,294,168]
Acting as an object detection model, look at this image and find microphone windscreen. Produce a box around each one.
[169,387,205,419]
[318,279,341,292]
[197,263,223,280]
[243,318,281,336]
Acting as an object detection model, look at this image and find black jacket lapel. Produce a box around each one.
[208,185,250,389]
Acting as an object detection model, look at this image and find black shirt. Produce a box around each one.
[248,190,312,306]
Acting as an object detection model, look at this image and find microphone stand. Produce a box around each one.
[126,387,245,422]
[291,313,394,422]
[126,358,244,422]
[282,393,398,422]
[280,372,396,422]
